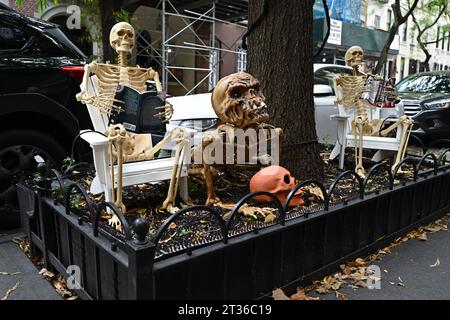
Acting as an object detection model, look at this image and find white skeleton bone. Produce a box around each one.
[76,22,185,231]
[335,46,413,177]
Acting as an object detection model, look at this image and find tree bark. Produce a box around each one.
[247,0,323,179]
[98,0,122,63]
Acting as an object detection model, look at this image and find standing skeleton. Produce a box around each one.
[76,22,187,221]
[334,46,413,176]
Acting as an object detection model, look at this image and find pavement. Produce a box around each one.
[1,221,449,300]
[0,230,61,300]
[313,228,450,300]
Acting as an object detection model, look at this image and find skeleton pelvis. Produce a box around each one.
[351,119,383,136]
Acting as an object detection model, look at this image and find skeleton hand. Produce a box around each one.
[155,101,174,122]
[108,215,123,232]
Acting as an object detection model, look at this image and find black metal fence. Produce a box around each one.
[17,154,450,300]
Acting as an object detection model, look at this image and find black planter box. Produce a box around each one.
[16,157,450,300]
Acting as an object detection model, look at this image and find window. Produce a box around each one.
[447,32,450,52]
[436,27,440,48]
[0,23,30,50]
[374,15,381,29]
[400,57,405,80]
[387,10,392,30]
[402,20,408,42]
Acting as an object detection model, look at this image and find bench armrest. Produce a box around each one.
[330,114,350,121]
[80,130,108,147]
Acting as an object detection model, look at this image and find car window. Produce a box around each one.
[396,73,450,94]
[314,67,353,91]
[0,23,31,51]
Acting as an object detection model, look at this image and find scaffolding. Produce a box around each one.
[132,0,248,96]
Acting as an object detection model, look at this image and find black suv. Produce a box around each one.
[0,8,91,228]
[396,71,450,144]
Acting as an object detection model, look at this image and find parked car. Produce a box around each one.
[396,71,450,144]
[0,8,90,228]
[313,64,353,143]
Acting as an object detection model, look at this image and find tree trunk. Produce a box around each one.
[374,23,399,74]
[247,0,323,179]
[99,0,122,63]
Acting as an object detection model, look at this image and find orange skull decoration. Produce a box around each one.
[211,72,269,128]
[250,166,304,207]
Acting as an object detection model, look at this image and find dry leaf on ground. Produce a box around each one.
[291,288,320,301]
[39,268,55,279]
[0,272,21,276]
[1,282,20,300]
[272,288,290,300]
[430,258,441,268]
[335,291,349,300]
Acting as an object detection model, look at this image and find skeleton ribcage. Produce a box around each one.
[336,75,367,115]
[93,64,149,115]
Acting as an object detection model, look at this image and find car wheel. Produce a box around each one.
[0,130,67,229]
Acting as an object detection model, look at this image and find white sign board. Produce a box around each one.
[327,19,342,46]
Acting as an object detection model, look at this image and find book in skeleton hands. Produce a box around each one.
[362,76,398,107]
[109,85,165,134]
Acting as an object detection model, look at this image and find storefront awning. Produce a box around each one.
[313,18,399,56]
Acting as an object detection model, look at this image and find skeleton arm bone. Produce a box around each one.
[146,68,163,93]
[76,62,98,103]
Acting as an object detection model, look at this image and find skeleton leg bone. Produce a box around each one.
[392,116,413,171]
[353,115,367,177]
[162,140,185,214]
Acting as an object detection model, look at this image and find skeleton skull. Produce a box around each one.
[110,22,135,54]
[250,166,304,207]
[345,46,364,69]
[211,72,269,128]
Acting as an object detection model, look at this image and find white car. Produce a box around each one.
[166,64,356,146]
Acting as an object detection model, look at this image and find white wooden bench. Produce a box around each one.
[329,100,406,169]
[80,76,189,204]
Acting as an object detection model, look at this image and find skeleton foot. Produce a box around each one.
[206,196,221,207]
[108,215,123,232]
[213,202,236,211]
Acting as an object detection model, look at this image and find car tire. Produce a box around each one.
[0,130,67,229]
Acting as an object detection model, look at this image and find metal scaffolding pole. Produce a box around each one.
[132,0,247,96]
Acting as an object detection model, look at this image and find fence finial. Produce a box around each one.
[133,218,149,245]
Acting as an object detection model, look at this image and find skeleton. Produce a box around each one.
[76,22,172,120]
[192,72,283,207]
[76,23,186,230]
[335,46,413,176]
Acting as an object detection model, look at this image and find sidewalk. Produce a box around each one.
[315,228,450,300]
[0,230,61,300]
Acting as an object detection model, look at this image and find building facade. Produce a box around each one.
[365,0,450,80]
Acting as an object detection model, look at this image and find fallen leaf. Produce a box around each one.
[430,258,441,268]
[398,277,403,283]
[1,282,20,300]
[417,232,428,241]
[384,270,388,273]
[0,272,21,276]
[397,282,405,287]
[264,213,277,223]
[272,288,290,300]
[168,222,177,229]
[39,268,55,279]
[291,288,320,301]
[354,280,368,288]
[348,258,366,267]
[335,291,349,300]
